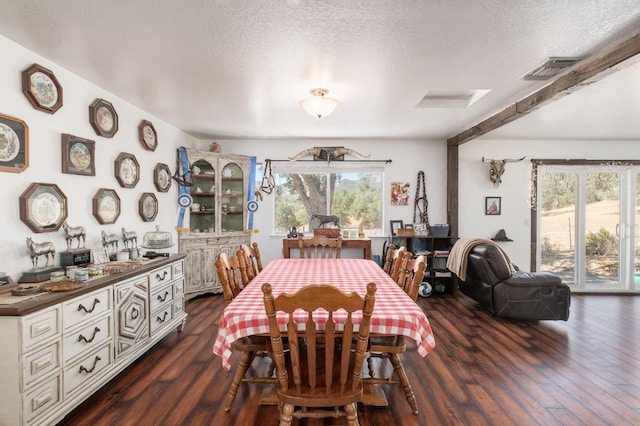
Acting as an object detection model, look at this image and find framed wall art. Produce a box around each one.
[139,192,158,222]
[391,182,410,205]
[89,98,118,138]
[0,112,29,173]
[21,63,63,114]
[92,188,121,224]
[154,163,172,192]
[485,196,501,215]
[390,220,403,237]
[413,223,429,236]
[139,120,157,151]
[19,182,68,233]
[114,152,140,188]
[61,133,95,176]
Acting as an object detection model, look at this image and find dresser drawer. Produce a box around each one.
[63,315,112,363]
[22,340,61,389]
[174,297,185,318]
[150,305,173,334]
[62,287,112,332]
[174,278,184,297]
[149,265,172,287]
[63,342,113,398]
[22,306,61,352]
[173,260,184,280]
[150,283,174,311]
[23,373,61,423]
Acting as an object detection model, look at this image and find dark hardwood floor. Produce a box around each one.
[58,292,640,426]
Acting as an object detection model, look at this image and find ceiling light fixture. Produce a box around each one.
[299,88,339,118]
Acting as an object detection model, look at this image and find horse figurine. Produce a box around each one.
[101,230,119,253]
[310,214,340,228]
[122,228,137,250]
[62,221,86,250]
[26,237,55,269]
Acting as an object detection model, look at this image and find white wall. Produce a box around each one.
[459,138,638,268]
[193,139,448,264]
[0,35,198,280]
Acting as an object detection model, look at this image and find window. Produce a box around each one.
[272,163,383,235]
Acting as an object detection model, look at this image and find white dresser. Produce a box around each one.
[0,255,187,426]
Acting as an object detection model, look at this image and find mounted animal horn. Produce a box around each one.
[482,156,526,187]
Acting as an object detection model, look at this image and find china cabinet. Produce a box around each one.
[178,148,251,300]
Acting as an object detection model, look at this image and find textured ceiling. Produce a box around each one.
[1,1,639,141]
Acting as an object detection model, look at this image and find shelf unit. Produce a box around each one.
[392,235,457,297]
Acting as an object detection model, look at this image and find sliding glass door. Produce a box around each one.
[537,163,639,292]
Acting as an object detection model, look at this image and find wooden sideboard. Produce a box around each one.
[0,255,187,426]
[282,238,372,260]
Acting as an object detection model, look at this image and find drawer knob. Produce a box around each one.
[78,327,101,344]
[155,270,168,281]
[79,356,101,374]
[78,298,100,313]
[157,290,170,302]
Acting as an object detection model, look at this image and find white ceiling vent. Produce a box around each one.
[416,89,491,109]
[522,57,582,81]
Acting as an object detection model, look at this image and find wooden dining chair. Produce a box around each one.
[215,252,276,412]
[238,242,263,284]
[389,246,408,281]
[298,235,343,258]
[262,282,377,426]
[382,243,396,273]
[365,254,426,415]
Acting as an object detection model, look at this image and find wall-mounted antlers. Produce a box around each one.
[482,156,526,187]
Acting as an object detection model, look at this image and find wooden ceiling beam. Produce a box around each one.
[447,31,640,147]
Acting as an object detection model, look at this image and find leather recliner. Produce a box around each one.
[457,243,570,321]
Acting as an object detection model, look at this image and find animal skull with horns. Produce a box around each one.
[482,156,526,187]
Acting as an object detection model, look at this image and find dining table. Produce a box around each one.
[213,258,436,372]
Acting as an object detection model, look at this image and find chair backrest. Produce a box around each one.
[382,243,396,273]
[298,235,342,258]
[215,252,243,303]
[262,282,376,401]
[396,255,427,301]
[389,247,408,281]
[238,242,263,284]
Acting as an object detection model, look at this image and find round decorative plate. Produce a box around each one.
[32,192,61,227]
[143,197,156,220]
[98,195,118,222]
[142,125,156,149]
[30,71,58,108]
[178,193,193,208]
[0,123,20,162]
[96,106,114,132]
[119,158,138,185]
[158,168,170,191]
[69,142,91,170]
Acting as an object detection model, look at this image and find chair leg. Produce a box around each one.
[279,402,294,426]
[345,402,360,426]
[224,351,253,411]
[389,352,418,414]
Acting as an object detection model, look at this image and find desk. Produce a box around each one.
[213,258,435,371]
[282,238,372,259]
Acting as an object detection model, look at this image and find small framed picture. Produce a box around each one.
[92,188,121,224]
[138,192,158,222]
[92,247,110,265]
[114,152,140,188]
[413,223,429,236]
[61,133,95,176]
[89,98,118,138]
[390,220,404,237]
[22,63,63,114]
[139,120,157,151]
[0,112,29,173]
[485,197,501,215]
[154,163,172,193]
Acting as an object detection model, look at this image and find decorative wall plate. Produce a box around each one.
[89,98,118,138]
[139,120,157,151]
[19,182,68,233]
[139,192,158,222]
[114,152,140,188]
[92,188,121,224]
[0,112,29,173]
[154,163,172,192]
[22,63,63,114]
[61,133,95,176]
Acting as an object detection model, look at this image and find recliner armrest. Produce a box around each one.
[503,271,562,287]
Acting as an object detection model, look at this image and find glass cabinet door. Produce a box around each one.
[190,159,216,233]
[220,162,244,233]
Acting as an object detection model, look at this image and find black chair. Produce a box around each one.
[457,243,570,321]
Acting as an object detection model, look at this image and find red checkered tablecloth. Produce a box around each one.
[212,258,436,370]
